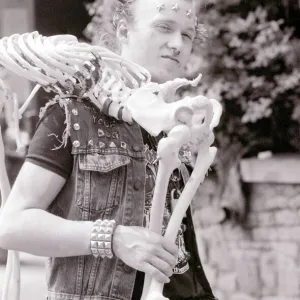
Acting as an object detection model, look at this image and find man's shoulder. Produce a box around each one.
[38,96,101,123]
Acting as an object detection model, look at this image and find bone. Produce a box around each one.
[159,74,202,104]
[7,34,56,83]
[32,33,77,76]
[0,97,21,300]
[126,85,209,136]
[144,147,217,300]
[141,125,192,299]
[2,251,20,300]
[31,36,71,82]
[12,94,25,152]
[0,31,152,123]
[0,37,48,85]
[19,84,42,118]
[142,98,222,300]
[149,125,192,232]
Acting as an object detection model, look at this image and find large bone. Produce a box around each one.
[0,94,20,300]
[125,75,203,136]
[144,146,217,300]
[148,125,192,232]
[141,124,191,299]
[142,99,223,300]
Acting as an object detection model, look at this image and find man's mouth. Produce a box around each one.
[161,55,180,65]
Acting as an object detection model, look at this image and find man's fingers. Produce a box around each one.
[159,236,178,257]
[148,255,174,277]
[143,262,171,284]
[155,247,177,269]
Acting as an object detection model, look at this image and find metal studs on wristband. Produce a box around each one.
[90,219,116,259]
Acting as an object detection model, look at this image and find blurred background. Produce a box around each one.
[0,0,300,299]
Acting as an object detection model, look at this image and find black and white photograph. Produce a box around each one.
[0,0,299,300]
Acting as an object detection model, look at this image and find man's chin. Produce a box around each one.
[151,71,181,83]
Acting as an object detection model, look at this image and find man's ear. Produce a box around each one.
[116,19,130,44]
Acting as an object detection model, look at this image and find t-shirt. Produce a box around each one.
[26,103,201,299]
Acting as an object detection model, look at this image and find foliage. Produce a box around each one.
[192,0,300,156]
[84,0,123,52]
[185,0,300,218]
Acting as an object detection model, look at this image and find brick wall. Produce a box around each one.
[193,154,300,300]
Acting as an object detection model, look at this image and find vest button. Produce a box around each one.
[132,144,142,152]
[73,141,80,148]
[134,180,143,190]
[72,109,79,116]
[73,123,80,131]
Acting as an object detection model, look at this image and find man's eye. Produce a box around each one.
[158,25,171,31]
[183,33,192,40]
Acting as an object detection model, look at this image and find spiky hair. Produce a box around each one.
[84,0,207,53]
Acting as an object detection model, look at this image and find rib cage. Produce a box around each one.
[0,31,151,122]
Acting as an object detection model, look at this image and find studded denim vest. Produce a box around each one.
[45,98,216,300]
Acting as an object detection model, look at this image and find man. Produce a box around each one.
[0,0,217,299]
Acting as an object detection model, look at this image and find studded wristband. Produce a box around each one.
[90,219,117,259]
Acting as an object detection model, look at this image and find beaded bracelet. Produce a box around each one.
[90,219,117,259]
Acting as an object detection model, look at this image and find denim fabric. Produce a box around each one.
[45,98,217,300]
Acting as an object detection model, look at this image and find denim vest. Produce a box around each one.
[45,98,216,300]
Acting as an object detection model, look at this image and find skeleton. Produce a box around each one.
[0,80,20,300]
[0,31,222,300]
[141,97,222,300]
[0,31,151,149]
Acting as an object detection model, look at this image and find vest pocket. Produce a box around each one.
[76,153,131,212]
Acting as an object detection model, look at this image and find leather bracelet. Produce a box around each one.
[90,219,116,259]
[117,106,124,121]
[102,98,113,116]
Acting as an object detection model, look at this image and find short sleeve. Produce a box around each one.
[26,103,73,179]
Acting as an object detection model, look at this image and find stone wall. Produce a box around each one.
[193,154,300,300]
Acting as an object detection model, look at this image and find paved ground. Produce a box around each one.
[0,252,47,299]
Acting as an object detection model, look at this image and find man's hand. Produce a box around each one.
[112,225,178,284]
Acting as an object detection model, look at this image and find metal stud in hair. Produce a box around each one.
[172,3,180,12]
[186,9,193,18]
[157,4,165,12]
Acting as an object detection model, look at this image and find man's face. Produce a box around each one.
[120,0,196,83]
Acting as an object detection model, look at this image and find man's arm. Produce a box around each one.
[0,161,94,257]
[0,161,178,283]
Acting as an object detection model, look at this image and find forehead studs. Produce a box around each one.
[156,1,197,23]
[73,123,80,131]
[186,9,192,18]
[72,108,79,116]
[157,4,165,11]
[172,3,180,12]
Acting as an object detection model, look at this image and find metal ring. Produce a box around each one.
[172,48,180,56]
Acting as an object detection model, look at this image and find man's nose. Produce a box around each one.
[168,31,183,52]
